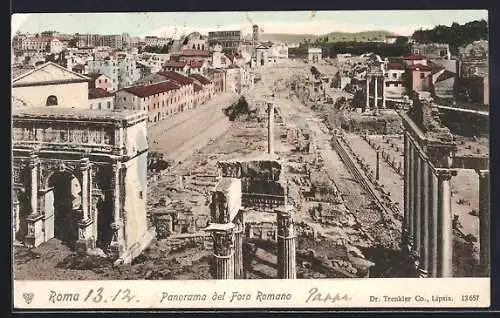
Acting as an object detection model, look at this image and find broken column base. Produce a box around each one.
[114,227,156,266]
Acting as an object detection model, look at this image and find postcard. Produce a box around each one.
[11,10,490,309]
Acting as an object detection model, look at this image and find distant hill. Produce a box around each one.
[323,30,396,43]
[252,30,397,44]
[257,33,317,43]
[411,19,487,54]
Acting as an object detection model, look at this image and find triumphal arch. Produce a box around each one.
[12,107,154,264]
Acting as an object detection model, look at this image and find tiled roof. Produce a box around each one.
[181,49,211,57]
[164,60,187,68]
[187,60,203,68]
[157,70,194,85]
[193,83,203,92]
[408,63,432,71]
[387,62,405,70]
[403,53,427,60]
[11,67,35,80]
[123,80,180,98]
[89,88,115,99]
[189,73,211,85]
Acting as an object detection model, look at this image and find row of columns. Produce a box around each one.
[211,207,296,279]
[404,133,490,277]
[404,133,455,277]
[365,75,386,111]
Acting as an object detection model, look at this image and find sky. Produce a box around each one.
[12,10,488,39]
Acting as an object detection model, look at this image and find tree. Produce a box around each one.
[68,37,78,48]
[395,36,409,45]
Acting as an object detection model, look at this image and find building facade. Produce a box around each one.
[308,48,322,63]
[88,88,115,110]
[87,55,140,91]
[208,30,241,52]
[12,62,90,109]
[115,80,185,123]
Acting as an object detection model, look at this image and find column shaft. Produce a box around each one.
[30,155,39,216]
[374,76,378,110]
[113,162,121,225]
[403,134,410,235]
[437,171,453,277]
[478,170,490,277]
[234,212,244,279]
[429,169,439,277]
[382,78,386,108]
[110,162,124,252]
[414,154,422,256]
[408,141,415,241]
[366,76,370,109]
[80,159,90,220]
[421,160,430,270]
[276,206,296,279]
[213,229,235,280]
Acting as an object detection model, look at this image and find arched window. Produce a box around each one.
[46,95,58,106]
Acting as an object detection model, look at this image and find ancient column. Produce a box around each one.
[29,154,39,216]
[77,158,94,251]
[374,76,378,111]
[429,168,439,277]
[233,211,245,279]
[267,102,275,155]
[403,133,410,236]
[413,154,422,257]
[25,154,44,247]
[12,191,20,242]
[213,227,235,280]
[366,76,370,110]
[408,141,415,241]
[376,150,380,180]
[276,205,296,279]
[421,159,430,271]
[382,78,387,108]
[80,158,91,221]
[477,170,490,277]
[110,161,124,255]
[437,170,454,277]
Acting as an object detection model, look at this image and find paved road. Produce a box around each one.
[148,92,239,163]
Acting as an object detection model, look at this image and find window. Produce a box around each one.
[98,102,102,109]
[107,101,111,109]
[420,72,425,79]
[385,82,390,87]
[392,73,397,79]
[98,79,102,83]
[46,95,58,106]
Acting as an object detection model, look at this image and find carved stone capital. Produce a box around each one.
[29,155,39,168]
[435,169,456,181]
[213,229,234,257]
[276,205,295,238]
[476,169,489,179]
[80,158,91,171]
